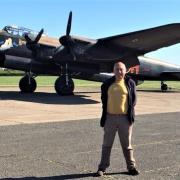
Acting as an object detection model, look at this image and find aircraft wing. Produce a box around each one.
[86,23,180,67]
[160,71,180,80]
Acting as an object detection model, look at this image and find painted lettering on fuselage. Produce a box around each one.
[0,38,13,50]
[128,65,140,74]
[0,37,19,51]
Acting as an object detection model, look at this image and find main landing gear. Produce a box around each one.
[55,75,74,95]
[18,64,75,96]
[19,74,37,93]
[19,74,74,95]
[161,81,168,92]
[55,63,74,95]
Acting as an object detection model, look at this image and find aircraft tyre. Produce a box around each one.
[19,76,37,93]
[161,83,168,92]
[55,76,74,96]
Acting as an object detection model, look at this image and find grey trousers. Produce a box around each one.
[98,114,136,170]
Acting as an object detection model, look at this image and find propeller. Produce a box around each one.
[66,11,72,37]
[24,28,44,52]
[59,11,76,60]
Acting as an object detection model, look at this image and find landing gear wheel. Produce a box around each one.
[55,76,74,96]
[19,76,37,93]
[161,83,168,92]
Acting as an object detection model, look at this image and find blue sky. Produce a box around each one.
[1,0,180,65]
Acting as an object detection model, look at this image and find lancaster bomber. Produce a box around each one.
[0,11,180,95]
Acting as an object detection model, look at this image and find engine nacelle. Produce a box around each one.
[3,55,60,75]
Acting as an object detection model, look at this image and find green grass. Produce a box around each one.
[0,69,101,86]
[35,76,101,87]
[0,69,24,76]
[0,76,101,87]
[0,75,180,90]
[0,76,22,86]
[137,81,180,90]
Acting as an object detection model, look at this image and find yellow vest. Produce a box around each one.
[107,79,128,114]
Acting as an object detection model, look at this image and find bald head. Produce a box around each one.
[113,62,127,81]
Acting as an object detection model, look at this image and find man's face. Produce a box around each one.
[113,62,127,80]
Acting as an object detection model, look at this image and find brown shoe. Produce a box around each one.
[128,167,140,176]
[96,170,106,177]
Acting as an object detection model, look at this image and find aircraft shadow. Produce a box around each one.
[0,171,130,179]
[0,91,100,105]
[137,89,180,93]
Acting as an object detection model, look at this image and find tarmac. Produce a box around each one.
[0,86,180,179]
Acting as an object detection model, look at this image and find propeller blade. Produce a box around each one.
[24,33,33,43]
[57,11,76,61]
[66,11,72,36]
[24,29,43,57]
[34,28,44,43]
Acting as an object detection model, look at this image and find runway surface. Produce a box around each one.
[0,87,180,179]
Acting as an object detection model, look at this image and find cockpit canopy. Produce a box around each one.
[3,25,46,40]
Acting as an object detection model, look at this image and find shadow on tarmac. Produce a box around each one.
[0,91,100,105]
[0,172,130,179]
[137,89,180,93]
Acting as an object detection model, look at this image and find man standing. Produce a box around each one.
[97,61,139,176]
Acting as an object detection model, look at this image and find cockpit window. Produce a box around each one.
[3,25,46,38]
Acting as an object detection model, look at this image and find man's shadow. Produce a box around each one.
[0,172,130,180]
